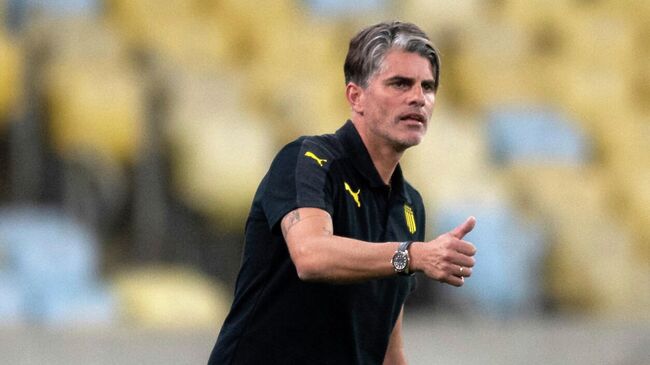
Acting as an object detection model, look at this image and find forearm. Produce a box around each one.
[292,234,399,282]
[282,207,400,282]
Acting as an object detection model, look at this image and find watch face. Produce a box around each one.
[392,251,408,271]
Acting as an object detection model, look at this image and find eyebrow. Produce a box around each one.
[384,76,437,89]
[384,76,413,84]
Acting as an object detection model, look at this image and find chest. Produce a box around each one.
[330,174,419,243]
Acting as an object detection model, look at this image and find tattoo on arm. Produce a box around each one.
[281,209,302,237]
[281,209,333,238]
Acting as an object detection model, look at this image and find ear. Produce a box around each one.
[345,82,364,115]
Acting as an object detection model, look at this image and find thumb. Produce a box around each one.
[449,216,476,239]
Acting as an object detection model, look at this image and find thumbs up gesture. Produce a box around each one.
[409,216,477,287]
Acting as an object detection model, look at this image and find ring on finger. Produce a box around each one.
[459,266,464,275]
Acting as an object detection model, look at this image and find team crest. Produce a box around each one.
[404,204,416,234]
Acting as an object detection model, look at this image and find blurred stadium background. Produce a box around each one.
[0,0,648,364]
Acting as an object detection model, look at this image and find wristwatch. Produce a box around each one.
[391,241,414,276]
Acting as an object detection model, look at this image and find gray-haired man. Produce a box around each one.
[209,21,477,365]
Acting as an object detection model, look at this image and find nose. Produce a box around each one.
[408,84,427,107]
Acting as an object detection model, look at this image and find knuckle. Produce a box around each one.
[441,252,451,261]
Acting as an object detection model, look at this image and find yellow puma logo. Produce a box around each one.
[304,151,327,167]
[344,182,361,208]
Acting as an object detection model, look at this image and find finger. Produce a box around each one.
[449,216,476,239]
[445,274,464,287]
[448,252,475,268]
[456,265,472,278]
[453,240,477,256]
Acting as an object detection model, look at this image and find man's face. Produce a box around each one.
[357,49,436,151]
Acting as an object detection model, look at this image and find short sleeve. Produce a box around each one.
[262,138,335,231]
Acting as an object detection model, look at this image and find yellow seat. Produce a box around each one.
[111,265,231,329]
[36,18,145,163]
[240,14,345,136]
[604,118,650,261]
[399,0,483,33]
[497,0,576,31]
[44,62,145,163]
[0,30,22,132]
[508,165,648,318]
[163,70,277,230]
[453,21,544,110]
[104,0,196,45]
[402,108,505,206]
[617,170,650,261]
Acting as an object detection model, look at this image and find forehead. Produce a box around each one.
[373,49,434,81]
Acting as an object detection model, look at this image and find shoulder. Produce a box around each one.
[299,133,345,161]
[273,133,346,169]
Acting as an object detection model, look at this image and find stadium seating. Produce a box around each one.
[16,0,101,17]
[0,0,647,324]
[0,272,25,324]
[485,105,592,166]
[433,199,546,318]
[453,21,543,111]
[507,166,648,318]
[401,0,482,32]
[110,265,231,329]
[604,118,650,261]
[0,29,22,131]
[106,0,230,73]
[38,18,145,163]
[403,109,550,318]
[302,0,387,17]
[0,206,116,325]
[402,107,500,206]
[163,70,277,230]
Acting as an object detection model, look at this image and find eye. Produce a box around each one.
[422,82,436,92]
[392,80,409,89]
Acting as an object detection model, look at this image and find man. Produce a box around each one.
[208,21,477,364]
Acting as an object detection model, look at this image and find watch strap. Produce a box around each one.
[398,240,414,253]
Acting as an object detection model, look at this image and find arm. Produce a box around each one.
[383,307,407,365]
[280,207,477,284]
[281,207,398,282]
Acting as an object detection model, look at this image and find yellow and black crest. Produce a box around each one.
[403,204,416,234]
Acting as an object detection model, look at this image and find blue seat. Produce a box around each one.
[486,105,592,166]
[0,273,25,324]
[38,283,117,326]
[0,206,116,325]
[15,0,101,17]
[433,201,547,318]
[302,0,388,17]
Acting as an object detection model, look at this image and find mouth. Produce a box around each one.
[399,113,426,124]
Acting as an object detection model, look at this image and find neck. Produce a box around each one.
[351,120,403,185]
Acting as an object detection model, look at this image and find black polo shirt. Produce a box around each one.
[209,121,426,365]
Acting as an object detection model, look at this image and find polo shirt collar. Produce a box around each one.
[336,120,411,203]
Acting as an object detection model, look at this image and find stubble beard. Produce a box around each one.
[373,117,425,153]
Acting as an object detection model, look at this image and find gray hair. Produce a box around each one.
[344,21,440,89]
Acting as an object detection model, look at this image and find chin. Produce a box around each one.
[404,130,426,145]
[394,135,423,151]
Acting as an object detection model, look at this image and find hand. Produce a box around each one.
[410,216,477,286]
